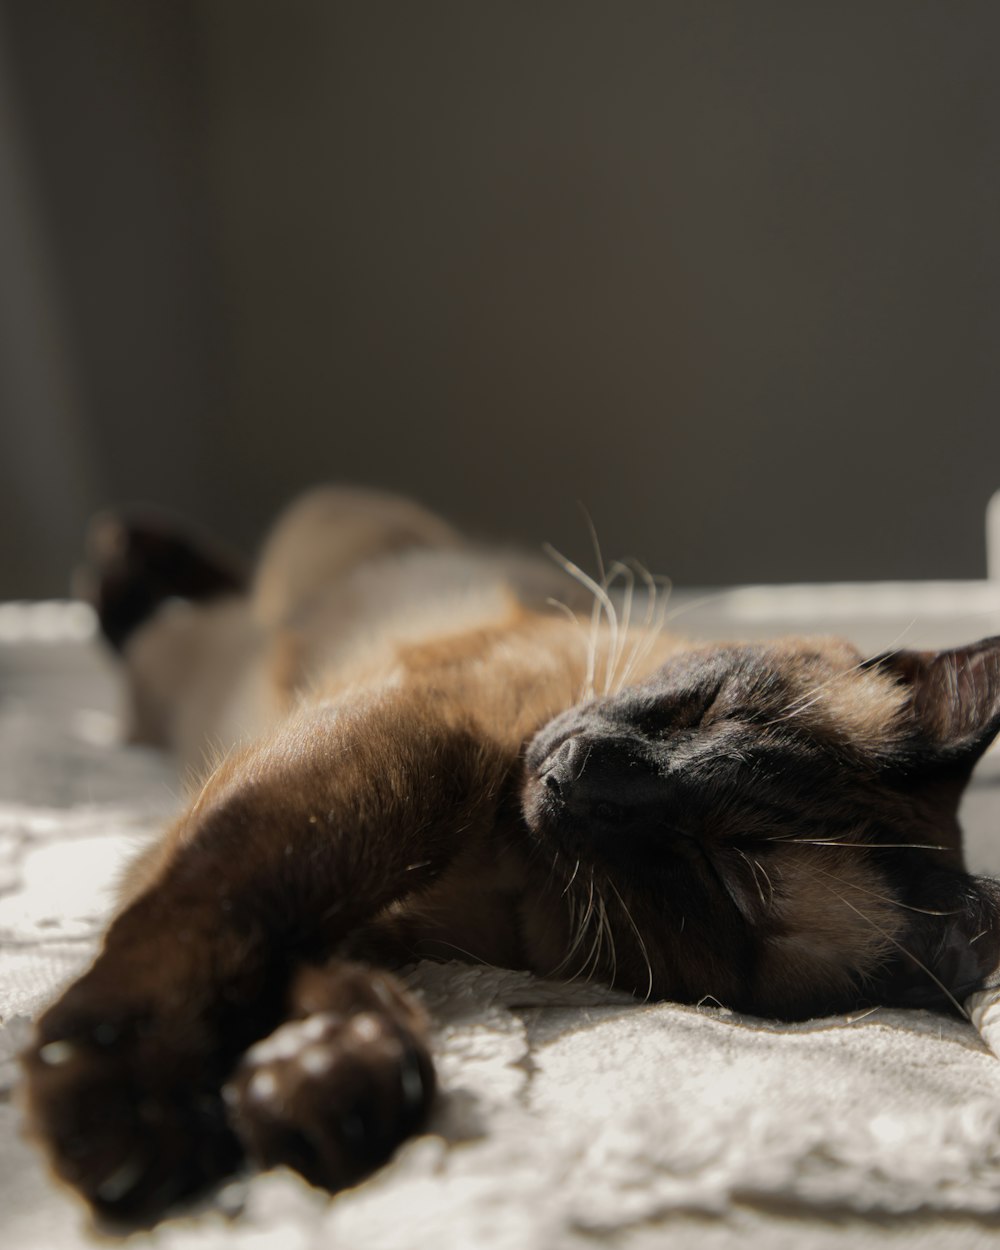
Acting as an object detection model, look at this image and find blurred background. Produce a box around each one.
[0,0,998,599]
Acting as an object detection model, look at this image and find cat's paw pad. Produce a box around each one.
[21,1026,239,1223]
[225,1008,435,1190]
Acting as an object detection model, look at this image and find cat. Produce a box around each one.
[20,485,1000,1223]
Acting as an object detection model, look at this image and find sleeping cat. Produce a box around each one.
[21,486,1000,1222]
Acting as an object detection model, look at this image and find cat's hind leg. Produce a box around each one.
[76,510,253,757]
[78,510,246,655]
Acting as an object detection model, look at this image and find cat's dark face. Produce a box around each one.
[522,637,1000,1019]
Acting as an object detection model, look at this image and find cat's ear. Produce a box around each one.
[883,873,1000,1011]
[862,636,1000,771]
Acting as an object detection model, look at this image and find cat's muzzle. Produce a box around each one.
[523,733,670,852]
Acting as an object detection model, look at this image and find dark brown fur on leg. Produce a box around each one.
[21,697,504,1221]
[20,890,281,1221]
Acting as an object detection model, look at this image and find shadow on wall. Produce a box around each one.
[1,1,999,597]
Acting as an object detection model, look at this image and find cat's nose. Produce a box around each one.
[541,737,590,799]
[540,736,659,823]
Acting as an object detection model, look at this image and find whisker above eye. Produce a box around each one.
[544,596,593,701]
[760,617,921,729]
[603,560,636,695]
[617,571,675,690]
[543,543,619,700]
[613,560,664,693]
[579,501,607,587]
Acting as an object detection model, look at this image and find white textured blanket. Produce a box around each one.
[4,602,1000,1249]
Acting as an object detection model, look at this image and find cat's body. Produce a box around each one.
[21,487,1000,1222]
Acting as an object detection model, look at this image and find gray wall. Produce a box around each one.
[2,1,998,596]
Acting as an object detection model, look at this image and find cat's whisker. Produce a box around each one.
[765,620,919,727]
[596,889,616,986]
[826,886,969,1021]
[587,599,601,700]
[616,558,662,688]
[588,886,616,985]
[617,584,672,690]
[629,558,659,632]
[764,687,837,727]
[658,587,727,627]
[545,848,564,896]
[844,1005,882,1025]
[764,646,892,726]
[548,905,581,978]
[736,848,765,907]
[544,596,587,634]
[576,871,604,984]
[545,543,615,701]
[562,879,599,985]
[578,508,635,699]
[561,857,582,897]
[767,837,950,852]
[767,650,906,726]
[586,511,613,697]
[606,877,654,1003]
[579,502,607,587]
[418,938,499,969]
[601,889,619,989]
[736,848,774,909]
[809,863,960,918]
[630,565,660,640]
[580,888,607,984]
[544,597,593,701]
[755,856,776,907]
[551,869,596,979]
[768,674,847,724]
[602,560,636,695]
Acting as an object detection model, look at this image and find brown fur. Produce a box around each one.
[20,487,1000,1222]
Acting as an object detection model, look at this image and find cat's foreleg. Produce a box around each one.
[21,697,503,1221]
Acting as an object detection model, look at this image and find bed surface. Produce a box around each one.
[4,591,1000,1249]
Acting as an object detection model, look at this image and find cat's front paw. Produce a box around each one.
[21,1016,241,1223]
[225,1006,435,1191]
